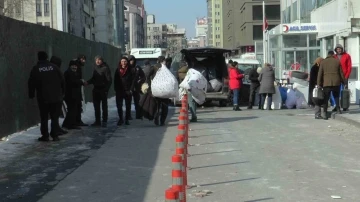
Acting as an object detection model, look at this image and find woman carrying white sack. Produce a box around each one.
[149,56,177,126]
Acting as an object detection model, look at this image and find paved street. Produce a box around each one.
[1,101,360,202]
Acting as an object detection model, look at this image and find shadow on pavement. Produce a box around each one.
[244,197,274,202]
[0,103,175,202]
[190,161,249,170]
[198,177,260,187]
[190,149,242,156]
[193,140,238,146]
[198,116,258,123]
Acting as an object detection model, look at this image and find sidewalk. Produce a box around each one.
[332,105,360,129]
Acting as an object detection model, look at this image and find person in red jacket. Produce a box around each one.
[229,61,244,111]
[334,44,352,111]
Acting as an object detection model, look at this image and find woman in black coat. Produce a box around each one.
[309,57,323,119]
[62,60,85,129]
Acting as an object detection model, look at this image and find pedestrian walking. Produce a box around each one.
[247,66,261,109]
[62,60,86,130]
[258,63,276,110]
[317,50,345,120]
[114,57,135,126]
[148,56,169,126]
[334,44,352,111]
[309,57,324,119]
[28,51,65,141]
[74,54,88,126]
[49,55,68,135]
[229,61,244,111]
[86,55,112,127]
[128,55,146,119]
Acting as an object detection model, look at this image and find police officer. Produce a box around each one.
[28,51,65,141]
[128,55,146,119]
[74,54,88,126]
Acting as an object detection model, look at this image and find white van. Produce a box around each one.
[130,48,166,67]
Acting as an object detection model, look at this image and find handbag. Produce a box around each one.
[312,85,324,100]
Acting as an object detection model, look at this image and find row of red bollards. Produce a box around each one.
[165,94,190,202]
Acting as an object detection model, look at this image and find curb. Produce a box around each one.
[332,113,360,129]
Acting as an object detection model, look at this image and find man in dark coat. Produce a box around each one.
[49,56,68,135]
[317,50,345,120]
[62,60,85,130]
[86,55,112,127]
[74,54,88,126]
[28,51,65,141]
[128,55,146,119]
[248,67,261,109]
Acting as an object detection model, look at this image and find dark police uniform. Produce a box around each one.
[128,55,146,119]
[28,59,65,141]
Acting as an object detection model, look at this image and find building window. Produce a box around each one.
[36,0,42,16]
[283,35,307,48]
[44,0,49,16]
[309,34,320,47]
[92,33,96,41]
[291,1,298,22]
[37,22,42,25]
[216,42,221,46]
[253,25,276,40]
[44,22,50,27]
[215,27,220,31]
[92,17,95,27]
[252,5,280,20]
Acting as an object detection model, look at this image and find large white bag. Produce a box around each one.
[179,69,207,104]
[209,79,222,92]
[263,85,282,110]
[151,66,178,98]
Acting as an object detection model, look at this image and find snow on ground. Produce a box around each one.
[0,97,126,164]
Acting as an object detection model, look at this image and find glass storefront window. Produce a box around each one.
[296,51,308,72]
[283,51,295,70]
[309,34,320,47]
[269,35,280,49]
[283,35,307,48]
[325,37,334,51]
[309,49,321,68]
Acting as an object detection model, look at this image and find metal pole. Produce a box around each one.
[262,1,266,63]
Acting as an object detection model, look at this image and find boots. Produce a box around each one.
[233,105,241,111]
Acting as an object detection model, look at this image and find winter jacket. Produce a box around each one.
[308,64,320,105]
[28,60,65,103]
[228,67,244,90]
[248,67,260,86]
[128,55,146,92]
[114,64,135,94]
[334,44,352,79]
[258,66,276,94]
[317,56,345,87]
[64,67,84,101]
[87,62,112,93]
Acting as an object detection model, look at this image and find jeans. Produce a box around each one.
[116,92,132,121]
[233,89,239,105]
[188,93,197,119]
[330,83,345,107]
[93,91,108,123]
[261,94,273,109]
[323,86,341,115]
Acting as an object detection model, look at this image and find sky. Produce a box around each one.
[144,0,207,38]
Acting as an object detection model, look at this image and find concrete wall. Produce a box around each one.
[0,16,122,138]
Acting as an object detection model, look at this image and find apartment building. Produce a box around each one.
[124,0,146,51]
[0,0,97,41]
[207,0,280,52]
[167,28,186,56]
[146,23,167,48]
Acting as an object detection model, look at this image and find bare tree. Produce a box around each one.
[1,0,35,19]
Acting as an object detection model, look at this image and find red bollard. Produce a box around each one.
[172,154,185,202]
[165,188,179,202]
[176,148,187,190]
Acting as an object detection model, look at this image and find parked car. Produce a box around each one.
[170,48,232,106]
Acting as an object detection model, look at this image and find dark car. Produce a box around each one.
[170,48,232,106]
